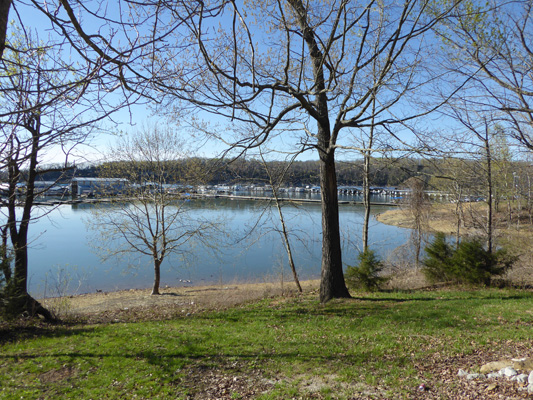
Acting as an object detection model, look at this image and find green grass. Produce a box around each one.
[1,288,533,399]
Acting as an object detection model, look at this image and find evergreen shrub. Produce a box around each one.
[422,234,516,286]
[345,250,387,292]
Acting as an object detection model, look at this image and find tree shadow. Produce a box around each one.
[0,322,96,346]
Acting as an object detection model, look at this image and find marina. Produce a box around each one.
[3,180,438,207]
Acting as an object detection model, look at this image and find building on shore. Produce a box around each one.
[71,178,129,197]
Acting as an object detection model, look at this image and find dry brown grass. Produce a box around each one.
[40,279,320,323]
[377,202,485,235]
[377,202,533,289]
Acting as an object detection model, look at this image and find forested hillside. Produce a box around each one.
[25,157,447,187]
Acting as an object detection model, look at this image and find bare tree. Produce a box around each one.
[89,125,217,295]
[153,1,463,302]
[0,1,193,317]
[446,108,500,254]
[258,149,303,293]
[438,0,533,151]
[404,177,429,267]
[0,30,112,318]
[350,98,392,252]
[428,157,471,245]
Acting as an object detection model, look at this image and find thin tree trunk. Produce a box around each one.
[362,72,378,253]
[152,259,161,295]
[362,152,371,252]
[527,172,533,225]
[454,184,463,248]
[259,151,303,293]
[484,124,493,255]
[273,189,302,293]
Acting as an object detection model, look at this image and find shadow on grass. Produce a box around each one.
[3,289,531,347]
[0,322,96,346]
[193,289,533,334]
[0,345,411,374]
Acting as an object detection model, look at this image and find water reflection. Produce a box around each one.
[24,197,409,296]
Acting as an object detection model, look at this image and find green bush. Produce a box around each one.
[422,233,454,283]
[422,234,516,286]
[345,250,387,292]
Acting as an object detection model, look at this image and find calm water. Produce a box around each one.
[18,195,411,296]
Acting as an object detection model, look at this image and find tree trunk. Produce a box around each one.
[11,242,28,302]
[260,151,303,293]
[362,95,377,252]
[0,0,12,59]
[362,152,371,252]
[484,137,493,255]
[527,172,533,225]
[454,183,463,248]
[152,259,161,295]
[1,225,11,282]
[288,0,350,302]
[273,188,302,293]
[3,124,55,321]
[6,209,55,322]
[318,150,351,302]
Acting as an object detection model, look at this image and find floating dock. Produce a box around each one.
[18,193,399,207]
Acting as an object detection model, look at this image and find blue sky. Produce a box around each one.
[10,1,454,166]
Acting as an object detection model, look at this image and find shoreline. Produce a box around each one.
[40,279,320,321]
[25,193,401,207]
[376,203,479,234]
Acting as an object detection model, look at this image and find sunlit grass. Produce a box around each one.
[1,288,532,399]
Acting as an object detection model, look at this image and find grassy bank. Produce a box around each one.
[1,288,533,399]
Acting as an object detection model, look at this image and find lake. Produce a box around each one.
[18,194,411,297]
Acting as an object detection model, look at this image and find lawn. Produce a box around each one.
[1,288,533,399]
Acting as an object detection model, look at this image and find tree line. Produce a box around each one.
[22,157,419,187]
[24,155,528,190]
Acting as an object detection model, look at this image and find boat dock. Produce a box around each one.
[17,193,399,207]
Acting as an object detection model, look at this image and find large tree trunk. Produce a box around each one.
[0,0,12,59]
[286,0,350,302]
[318,149,351,303]
[1,225,11,282]
[6,225,55,321]
[3,120,55,321]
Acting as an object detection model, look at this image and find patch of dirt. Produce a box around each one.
[410,344,533,400]
[376,204,477,235]
[40,280,319,324]
[179,361,276,399]
[39,365,78,383]
[377,202,533,237]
